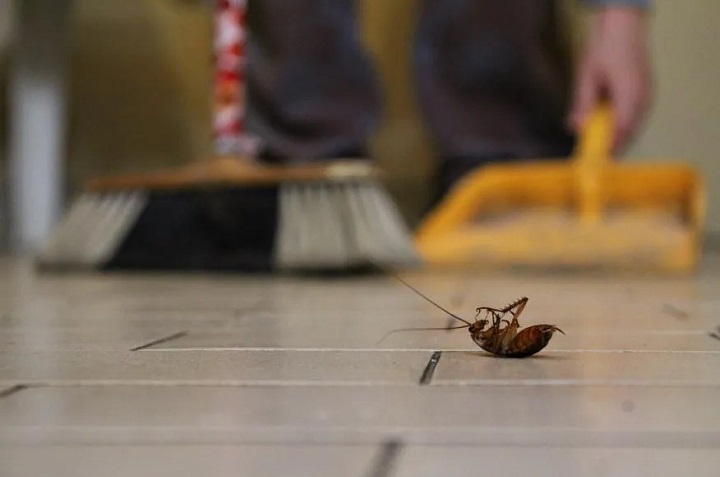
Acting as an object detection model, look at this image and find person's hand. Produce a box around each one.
[568,6,652,154]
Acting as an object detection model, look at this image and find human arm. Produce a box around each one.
[569,0,653,153]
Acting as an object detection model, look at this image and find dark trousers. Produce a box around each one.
[245,0,576,193]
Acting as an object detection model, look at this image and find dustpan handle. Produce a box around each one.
[574,102,614,163]
[573,102,615,221]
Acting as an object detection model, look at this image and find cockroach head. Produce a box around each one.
[469,319,489,333]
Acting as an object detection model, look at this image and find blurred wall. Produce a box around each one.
[2,0,718,234]
[359,0,436,225]
[623,0,720,237]
[62,0,214,194]
[0,0,14,245]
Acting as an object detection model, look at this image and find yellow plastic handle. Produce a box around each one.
[574,103,615,222]
[574,102,615,165]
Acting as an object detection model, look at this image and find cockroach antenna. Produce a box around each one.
[375,323,470,346]
[384,270,472,326]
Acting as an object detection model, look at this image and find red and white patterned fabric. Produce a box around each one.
[213,0,260,156]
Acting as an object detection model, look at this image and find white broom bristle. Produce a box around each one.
[273,182,356,269]
[36,192,148,268]
[359,182,422,265]
[273,178,421,271]
[343,181,421,266]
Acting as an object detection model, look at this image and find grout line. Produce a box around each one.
[130,331,189,351]
[126,307,245,313]
[0,384,28,399]
[3,427,719,448]
[430,379,720,387]
[138,347,720,354]
[365,439,404,477]
[419,351,442,385]
[3,379,720,388]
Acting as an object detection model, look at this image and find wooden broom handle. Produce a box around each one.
[85,157,378,192]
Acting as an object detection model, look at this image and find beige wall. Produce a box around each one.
[2,0,718,233]
[624,0,720,235]
[62,0,214,193]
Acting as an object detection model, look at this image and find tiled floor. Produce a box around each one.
[1,255,720,476]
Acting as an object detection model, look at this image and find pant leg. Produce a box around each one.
[245,0,382,162]
[413,0,576,200]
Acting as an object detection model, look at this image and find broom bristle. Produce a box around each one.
[346,181,421,266]
[273,178,421,272]
[273,182,356,270]
[36,192,148,269]
[36,162,420,273]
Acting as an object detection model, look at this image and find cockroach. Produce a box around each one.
[377,273,564,358]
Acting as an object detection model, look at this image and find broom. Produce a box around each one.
[35,0,420,273]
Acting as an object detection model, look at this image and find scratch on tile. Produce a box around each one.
[662,303,690,320]
[233,298,271,320]
[366,439,403,477]
[420,351,442,385]
[131,331,189,351]
[0,384,28,399]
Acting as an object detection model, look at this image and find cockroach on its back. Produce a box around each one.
[471,296,564,358]
[378,274,564,358]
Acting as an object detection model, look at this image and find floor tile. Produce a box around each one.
[148,309,471,351]
[1,385,718,446]
[153,313,718,352]
[1,345,718,388]
[0,350,430,385]
[394,446,720,477]
[0,309,238,347]
[131,276,718,351]
[0,328,191,352]
[1,253,720,474]
[433,350,720,385]
[0,444,378,477]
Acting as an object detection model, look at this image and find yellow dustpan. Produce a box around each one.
[414,104,706,272]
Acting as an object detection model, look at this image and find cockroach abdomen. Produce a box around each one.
[504,325,563,358]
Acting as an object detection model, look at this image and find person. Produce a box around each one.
[243,0,652,208]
